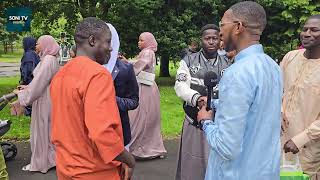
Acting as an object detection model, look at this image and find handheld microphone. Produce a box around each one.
[204,71,218,111]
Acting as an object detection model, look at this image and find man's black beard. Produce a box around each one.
[95,54,108,65]
[224,32,235,52]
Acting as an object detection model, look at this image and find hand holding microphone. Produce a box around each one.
[197,106,213,121]
[196,71,218,126]
[204,71,218,111]
[197,96,207,109]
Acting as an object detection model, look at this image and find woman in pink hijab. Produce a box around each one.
[13,35,60,173]
[128,32,167,159]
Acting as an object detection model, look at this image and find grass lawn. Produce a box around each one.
[160,86,184,139]
[0,49,23,63]
[0,62,184,140]
[0,76,30,140]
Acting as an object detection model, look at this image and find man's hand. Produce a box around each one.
[283,140,299,154]
[17,85,27,90]
[118,54,128,61]
[226,50,237,59]
[197,106,213,122]
[114,149,135,179]
[281,112,289,133]
[120,163,134,180]
[121,55,128,61]
[12,89,21,95]
[197,96,207,109]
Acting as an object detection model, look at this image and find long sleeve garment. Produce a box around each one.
[20,38,40,85]
[50,56,124,180]
[20,51,40,85]
[281,49,320,177]
[203,44,283,180]
[111,59,139,145]
[17,55,59,173]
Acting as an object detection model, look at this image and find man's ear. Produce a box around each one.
[88,35,95,47]
[235,22,245,35]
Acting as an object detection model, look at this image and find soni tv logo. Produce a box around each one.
[8,16,29,24]
[6,8,32,32]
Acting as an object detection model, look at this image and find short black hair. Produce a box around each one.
[200,24,220,36]
[230,1,267,35]
[308,14,320,20]
[74,17,109,44]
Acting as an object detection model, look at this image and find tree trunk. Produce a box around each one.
[160,54,170,77]
[10,42,13,53]
[3,42,7,54]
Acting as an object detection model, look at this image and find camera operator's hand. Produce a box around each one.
[197,106,213,122]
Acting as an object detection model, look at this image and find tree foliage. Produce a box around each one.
[1,0,320,75]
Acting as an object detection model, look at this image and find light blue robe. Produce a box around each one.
[204,44,283,180]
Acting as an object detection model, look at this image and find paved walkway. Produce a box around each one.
[6,139,179,180]
[0,62,20,77]
[1,62,181,179]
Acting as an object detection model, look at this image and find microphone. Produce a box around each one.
[204,71,218,111]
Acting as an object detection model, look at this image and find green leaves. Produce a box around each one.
[261,0,320,59]
[1,0,320,62]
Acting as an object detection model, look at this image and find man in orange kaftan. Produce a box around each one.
[50,17,135,180]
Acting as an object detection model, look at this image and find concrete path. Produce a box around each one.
[6,139,179,180]
[0,62,20,77]
[1,61,180,179]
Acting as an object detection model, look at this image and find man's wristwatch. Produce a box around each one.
[198,119,213,131]
[198,119,204,130]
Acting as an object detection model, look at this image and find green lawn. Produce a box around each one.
[0,63,184,140]
[0,76,30,140]
[156,62,184,138]
[160,86,183,139]
[0,49,23,63]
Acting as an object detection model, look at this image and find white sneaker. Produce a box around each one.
[22,164,31,171]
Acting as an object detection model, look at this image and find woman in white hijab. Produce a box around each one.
[103,23,139,146]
